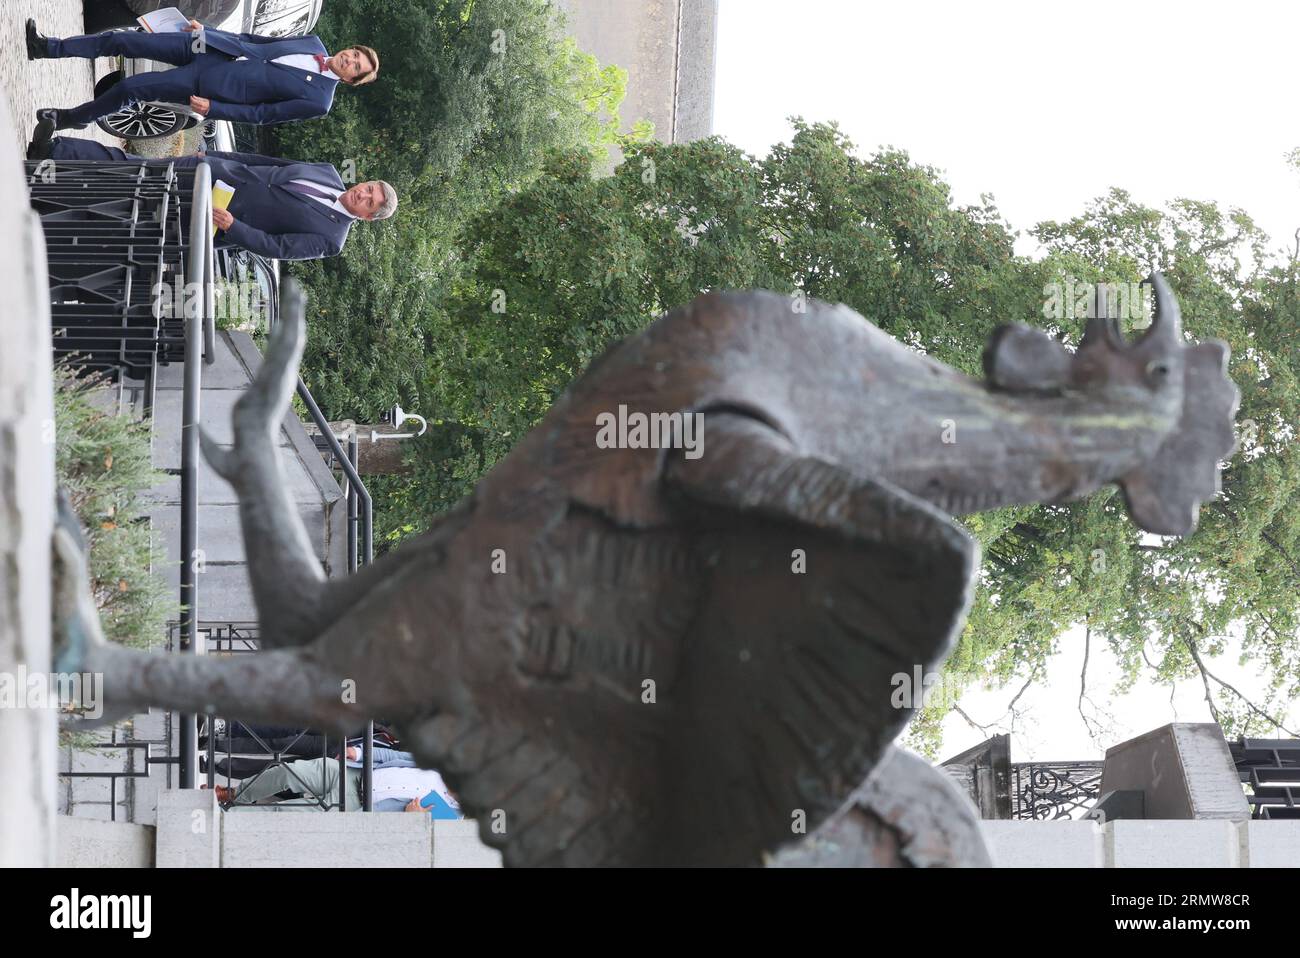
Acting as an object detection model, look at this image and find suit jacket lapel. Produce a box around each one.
[276,182,349,226]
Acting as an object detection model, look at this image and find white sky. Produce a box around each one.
[713,0,1300,261]
[711,0,1300,760]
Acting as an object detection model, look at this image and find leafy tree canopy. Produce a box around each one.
[347,120,1298,746]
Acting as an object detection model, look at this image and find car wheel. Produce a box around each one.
[97,102,187,141]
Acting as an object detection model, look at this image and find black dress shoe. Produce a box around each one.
[37,108,86,132]
[27,116,56,162]
[26,19,49,60]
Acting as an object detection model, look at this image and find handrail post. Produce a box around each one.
[178,162,213,789]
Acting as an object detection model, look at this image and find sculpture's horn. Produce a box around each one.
[1080,314,1125,350]
[1079,282,1124,350]
[1139,272,1182,348]
[1080,314,1109,348]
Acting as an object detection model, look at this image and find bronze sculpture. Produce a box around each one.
[57,274,1239,865]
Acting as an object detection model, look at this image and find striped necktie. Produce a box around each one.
[283,181,335,201]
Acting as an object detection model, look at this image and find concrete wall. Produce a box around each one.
[57,797,1300,868]
[139,792,505,867]
[128,795,1300,868]
[220,815,501,868]
[555,0,718,145]
[983,820,1105,868]
[0,91,57,866]
[222,810,436,868]
[983,819,1300,867]
[57,818,155,868]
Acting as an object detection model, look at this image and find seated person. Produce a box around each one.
[211,746,461,818]
[201,722,400,779]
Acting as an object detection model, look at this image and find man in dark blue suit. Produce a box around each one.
[27,17,378,129]
[40,135,398,262]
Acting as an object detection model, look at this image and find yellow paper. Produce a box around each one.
[212,180,235,238]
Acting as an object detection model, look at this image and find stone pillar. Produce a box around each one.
[1099,723,1250,820]
[0,92,57,867]
[155,790,222,868]
[432,820,504,868]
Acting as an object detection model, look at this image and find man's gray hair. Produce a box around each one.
[374,181,398,220]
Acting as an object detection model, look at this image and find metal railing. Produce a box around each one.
[1231,737,1300,819]
[191,623,358,812]
[178,162,216,789]
[1010,761,1105,821]
[942,734,1106,820]
[39,157,216,816]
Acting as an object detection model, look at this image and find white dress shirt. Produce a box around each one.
[290,178,356,219]
[235,53,340,82]
[371,767,460,811]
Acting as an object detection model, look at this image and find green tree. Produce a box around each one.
[54,371,169,650]
[381,119,1299,748]
[277,0,647,426]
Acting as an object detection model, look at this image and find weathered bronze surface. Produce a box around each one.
[64,275,1239,866]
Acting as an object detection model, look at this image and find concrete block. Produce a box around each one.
[1101,723,1249,820]
[221,812,433,867]
[155,789,221,868]
[981,819,1103,867]
[57,818,154,868]
[432,820,504,868]
[1241,820,1300,867]
[1107,820,1240,868]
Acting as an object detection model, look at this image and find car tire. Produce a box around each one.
[96,97,189,141]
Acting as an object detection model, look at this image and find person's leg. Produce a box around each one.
[233,757,336,806]
[348,768,364,811]
[46,30,198,66]
[55,65,199,129]
[50,136,137,162]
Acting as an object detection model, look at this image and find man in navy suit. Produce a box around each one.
[27,17,378,130]
[39,135,398,262]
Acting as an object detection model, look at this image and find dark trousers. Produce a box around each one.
[52,137,150,162]
[47,31,231,127]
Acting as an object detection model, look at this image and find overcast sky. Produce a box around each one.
[711,0,1300,760]
[713,0,1300,261]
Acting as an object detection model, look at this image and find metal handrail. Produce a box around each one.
[291,378,374,565]
[290,373,375,808]
[178,161,215,788]
[268,305,375,806]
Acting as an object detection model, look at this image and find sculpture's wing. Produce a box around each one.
[406,412,976,868]
[659,412,979,865]
[406,518,705,868]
